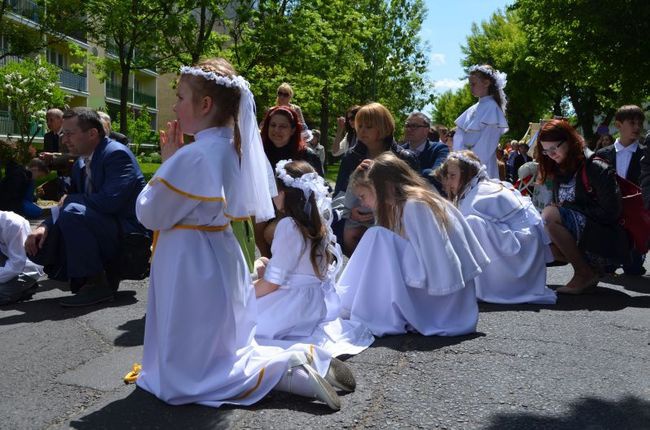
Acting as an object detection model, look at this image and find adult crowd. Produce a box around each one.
[0,61,649,411]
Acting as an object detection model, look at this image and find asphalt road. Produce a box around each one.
[1,262,648,430]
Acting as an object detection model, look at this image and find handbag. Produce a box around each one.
[581,161,650,253]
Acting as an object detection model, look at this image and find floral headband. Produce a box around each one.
[447,152,483,171]
[275,159,328,214]
[180,66,250,90]
[468,65,507,90]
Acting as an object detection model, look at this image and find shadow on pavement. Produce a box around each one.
[0,291,138,325]
[68,387,234,430]
[114,315,145,347]
[370,331,485,352]
[599,273,650,295]
[479,285,650,313]
[69,386,339,429]
[483,395,650,430]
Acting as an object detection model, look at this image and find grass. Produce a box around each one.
[139,162,160,182]
[325,161,340,185]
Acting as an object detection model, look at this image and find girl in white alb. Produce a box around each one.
[253,159,374,358]
[436,151,556,304]
[336,153,490,337]
[453,64,508,179]
[134,58,350,411]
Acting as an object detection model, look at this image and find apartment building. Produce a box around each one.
[1,0,162,141]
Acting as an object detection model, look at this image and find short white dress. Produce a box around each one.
[458,172,556,304]
[454,95,508,179]
[135,127,331,407]
[255,218,374,356]
[336,199,490,337]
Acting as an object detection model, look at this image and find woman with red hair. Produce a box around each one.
[256,106,324,257]
[260,106,324,177]
[536,119,628,294]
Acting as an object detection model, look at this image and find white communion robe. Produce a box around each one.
[336,200,490,337]
[454,95,508,178]
[457,173,557,305]
[255,217,374,356]
[0,210,43,283]
[135,127,331,407]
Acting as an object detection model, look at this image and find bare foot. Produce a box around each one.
[557,271,599,295]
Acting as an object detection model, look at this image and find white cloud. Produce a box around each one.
[433,78,467,92]
[430,53,446,66]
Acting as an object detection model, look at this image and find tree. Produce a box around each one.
[0,0,88,61]
[430,85,475,128]
[0,56,65,163]
[85,0,182,133]
[513,0,650,139]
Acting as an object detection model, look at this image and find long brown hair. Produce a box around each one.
[181,58,242,157]
[350,152,449,234]
[276,160,333,279]
[534,118,586,182]
[470,64,506,112]
[433,150,482,204]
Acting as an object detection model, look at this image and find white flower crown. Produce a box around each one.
[275,159,329,213]
[468,65,507,91]
[179,66,249,90]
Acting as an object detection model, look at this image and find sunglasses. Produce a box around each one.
[541,140,565,155]
[277,91,290,97]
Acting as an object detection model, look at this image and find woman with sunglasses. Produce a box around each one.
[536,119,629,294]
[275,83,310,141]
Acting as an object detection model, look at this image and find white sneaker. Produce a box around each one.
[275,354,341,411]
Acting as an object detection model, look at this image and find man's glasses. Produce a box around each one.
[541,140,565,155]
[404,123,429,129]
[277,91,290,97]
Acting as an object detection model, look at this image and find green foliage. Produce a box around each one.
[511,0,650,138]
[0,56,65,163]
[430,85,475,128]
[0,0,88,61]
[113,107,158,152]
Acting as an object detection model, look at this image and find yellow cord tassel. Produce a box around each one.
[123,363,142,384]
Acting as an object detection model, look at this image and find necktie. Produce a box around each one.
[83,157,92,195]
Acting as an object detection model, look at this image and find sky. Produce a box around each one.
[421,0,514,96]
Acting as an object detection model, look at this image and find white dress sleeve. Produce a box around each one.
[402,200,488,296]
[264,218,306,285]
[0,214,31,283]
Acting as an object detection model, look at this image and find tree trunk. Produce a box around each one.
[319,84,330,166]
[119,65,131,135]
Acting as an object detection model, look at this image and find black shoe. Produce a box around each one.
[16,284,39,303]
[59,286,114,307]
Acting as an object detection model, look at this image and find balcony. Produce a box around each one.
[0,110,45,137]
[106,82,156,108]
[58,67,87,92]
[134,90,156,107]
[8,0,41,23]
[0,54,21,67]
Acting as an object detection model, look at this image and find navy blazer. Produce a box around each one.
[51,137,146,234]
[596,143,646,185]
[402,139,449,176]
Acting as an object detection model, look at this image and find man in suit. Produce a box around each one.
[25,108,146,306]
[98,111,130,146]
[596,105,647,275]
[402,112,449,178]
[42,108,64,153]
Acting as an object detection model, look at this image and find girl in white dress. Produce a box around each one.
[337,153,490,337]
[453,64,508,179]
[436,151,556,305]
[135,58,347,410]
[253,160,374,364]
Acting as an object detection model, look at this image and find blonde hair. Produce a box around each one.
[276,82,294,105]
[351,152,449,234]
[354,102,395,142]
[180,58,242,156]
